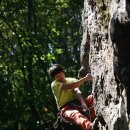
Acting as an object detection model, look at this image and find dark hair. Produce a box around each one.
[48,64,64,78]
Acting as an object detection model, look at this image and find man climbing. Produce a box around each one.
[48,64,99,130]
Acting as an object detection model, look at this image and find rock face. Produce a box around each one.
[79,0,130,130]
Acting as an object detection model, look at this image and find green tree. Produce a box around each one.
[0,0,84,129]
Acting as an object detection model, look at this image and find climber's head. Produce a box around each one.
[48,64,65,80]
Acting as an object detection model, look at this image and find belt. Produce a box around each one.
[60,99,79,110]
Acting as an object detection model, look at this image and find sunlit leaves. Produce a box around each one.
[0,0,83,129]
[13,69,23,78]
[40,53,55,62]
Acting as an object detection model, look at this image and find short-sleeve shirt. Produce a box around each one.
[51,77,78,110]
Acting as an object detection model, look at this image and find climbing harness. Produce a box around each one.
[53,102,94,129]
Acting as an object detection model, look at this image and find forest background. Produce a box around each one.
[0,0,91,130]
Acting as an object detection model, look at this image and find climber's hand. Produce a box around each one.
[85,73,92,81]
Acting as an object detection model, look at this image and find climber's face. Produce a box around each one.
[54,71,66,82]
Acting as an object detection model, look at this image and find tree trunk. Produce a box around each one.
[79,0,130,130]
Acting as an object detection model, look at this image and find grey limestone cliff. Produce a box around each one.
[79,0,130,130]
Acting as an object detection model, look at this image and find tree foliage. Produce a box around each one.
[0,0,84,129]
